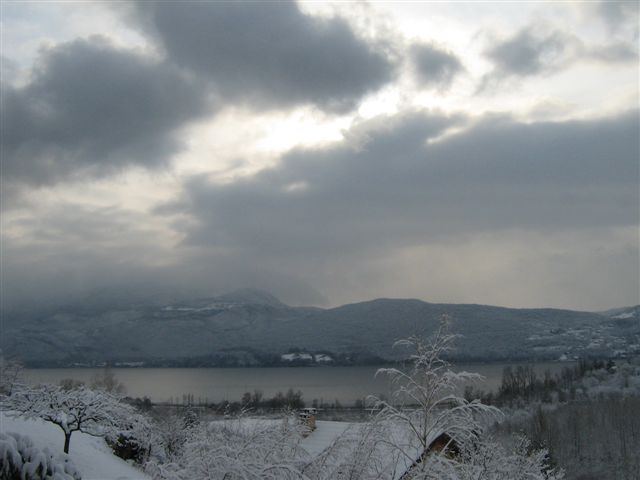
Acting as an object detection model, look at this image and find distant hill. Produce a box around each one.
[2,290,638,367]
[600,305,640,320]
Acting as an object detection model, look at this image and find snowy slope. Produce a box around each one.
[0,412,149,480]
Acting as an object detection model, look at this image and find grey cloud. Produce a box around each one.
[1,36,212,188]
[482,24,637,88]
[179,112,465,255]
[587,42,638,63]
[485,28,578,78]
[2,110,637,310]
[176,109,639,261]
[410,44,463,88]
[1,56,19,85]
[0,203,327,310]
[124,1,397,112]
[142,108,638,308]
[595,0,640,32]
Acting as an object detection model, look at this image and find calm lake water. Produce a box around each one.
[22,362,571,406]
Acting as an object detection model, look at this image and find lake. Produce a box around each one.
[22,362,572,406]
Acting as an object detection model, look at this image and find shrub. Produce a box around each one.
[0,432,81,480]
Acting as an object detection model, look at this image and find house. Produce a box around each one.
[398,432,460,479]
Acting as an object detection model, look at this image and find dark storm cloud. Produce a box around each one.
[176,109,639,259]
[3,110,638,310]
[1,36,212,188]
[410,44,463,88]
[123,0,397,112]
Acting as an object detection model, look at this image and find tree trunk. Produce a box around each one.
[64,432,72,454]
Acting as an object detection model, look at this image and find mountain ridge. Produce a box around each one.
[2,289,638,367]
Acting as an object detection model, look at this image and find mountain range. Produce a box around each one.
[2,289,638,367]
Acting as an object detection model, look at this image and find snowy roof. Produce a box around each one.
[300,421,352,458]
[300,420,432,480]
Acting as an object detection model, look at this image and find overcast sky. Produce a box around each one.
[1,0,638,311]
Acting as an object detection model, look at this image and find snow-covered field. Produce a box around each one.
[0,412,149,480]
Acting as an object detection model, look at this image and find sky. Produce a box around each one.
[1,0,638,311]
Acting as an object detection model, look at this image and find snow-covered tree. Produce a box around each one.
[105,410,156,465]
[0,432,81,480]
[1,384,136,454]
[372,317,502,478]
[421,435,564,480]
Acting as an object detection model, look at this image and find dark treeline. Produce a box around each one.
[131,388,306,414]
[496,397,640,480]
[128,389,372,422]
[465,359,616,406]
[467,358,640,480]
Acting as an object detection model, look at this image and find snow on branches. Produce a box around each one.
[146,415,310,480]
[1,384,137,454]
[372,317,503,477]
[0,431,81,480]
[422,435,565,480]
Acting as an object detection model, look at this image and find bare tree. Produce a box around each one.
[0,354,23,396]
[90,366,126,395]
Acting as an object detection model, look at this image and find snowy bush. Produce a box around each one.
[417,436,564,480]
[105,412,155,465]
[0,432,81,480]
[146,414,309,480]
[151,415,190,464]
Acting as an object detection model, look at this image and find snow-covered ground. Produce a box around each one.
[0,412,150,480]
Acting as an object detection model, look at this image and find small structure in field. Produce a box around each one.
[298,407,318,433]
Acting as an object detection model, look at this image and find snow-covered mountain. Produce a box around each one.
[600,305,640,320]
[2,290,638,366]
